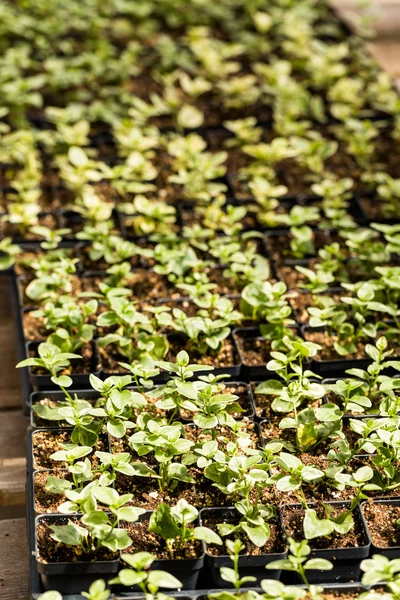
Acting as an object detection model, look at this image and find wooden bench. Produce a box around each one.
[0,5,399,597]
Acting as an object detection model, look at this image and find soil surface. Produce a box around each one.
[362,501,400,548]
[36,518,118,563]
[122,520,202,559]
[282,504,366,550]
[202,513,286,556]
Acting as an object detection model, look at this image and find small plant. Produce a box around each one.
[48,489,145,553]
[110,552,182,594]
[267,538,332,599]
[210,539,257,596]
[149,499,222,556]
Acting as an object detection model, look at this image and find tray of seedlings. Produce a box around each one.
[1,0,400,598]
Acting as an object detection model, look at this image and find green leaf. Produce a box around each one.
[149,504,180,541]
[37,592,63,600]
[303,509,334,540]
[51,375,73,388]
[241,523,269,547]
[193,413,218,429]
[49,523,86,546]
[110,569,147,587]
[147,570,182,589]
[107,419,126,439]
[305,558,333,571]
[92,487,119,506]
[194,526,222,545]
[219,567,237,584]
[117,507,145,523]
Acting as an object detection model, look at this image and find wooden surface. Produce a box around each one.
[0,5,399,596]
[0,518,29,600]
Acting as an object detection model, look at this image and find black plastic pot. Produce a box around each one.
[281,501,370,584]
[25,340,101,391]
[118,511,205,591]
[193,583,368,600]
[199,507,287,588]
[28,426,110,473]
[30,389,100,428]
[302,325,371,377]
[361,498,400,559]
[233,326,302,380]
[322,378,387,419]
[167,333,241,379]
[265,229,329,267]
[35,514,120,594]
[305,324,400,377]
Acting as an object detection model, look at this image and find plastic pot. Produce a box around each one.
[281,501,370,584]
[30,389,100,428]
[302,325,370,377]
[25,340,101,391]
[233,326,302,381]
[35,514,119,594]
[167,332,241,379]
[304,324,400,377]
[199,507,287,588]
[28,426,110,473]
[117,511,205,591]
[361,498,400,559]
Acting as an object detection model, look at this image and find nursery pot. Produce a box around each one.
[166,332,241,379]
[304,324,400,377]
[199,506,287,588]
[28,426,110,473]
[25,340,101,391]
[30,389,99,428]
[116,511,205,591]
[302,325,371,377]
[361,498,400,559]
[281,501,370,585]
[233,326,302,381]
[35,514,120,594]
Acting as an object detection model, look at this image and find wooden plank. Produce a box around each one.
[367,39,400,76]
[0,464,26,507]
[0,518,29,600]
[0,278,21,409]
[333,0,400,36]
[0,411,28,508]
[0,411,28,459]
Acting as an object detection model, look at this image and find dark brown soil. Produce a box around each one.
[183,419,261,451]
[34,470,72,513]
[18,274,83,307]
[168,338,239,369]
[359,196,398,221]
[235,334,272,367]
[36,518,118,563]
[0,213,57,240]
[32,430,107,470]
[362,501,400,548]
[83,270,178,302]
[114,464,239,510]
[254,391,322,421]
[268,231,332,264]
[122,520,202,559]
[30,343,97,375]
[23,312,49,340]
[289,291,344,324]
[305,330,400,361]
[282,504,366,550]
